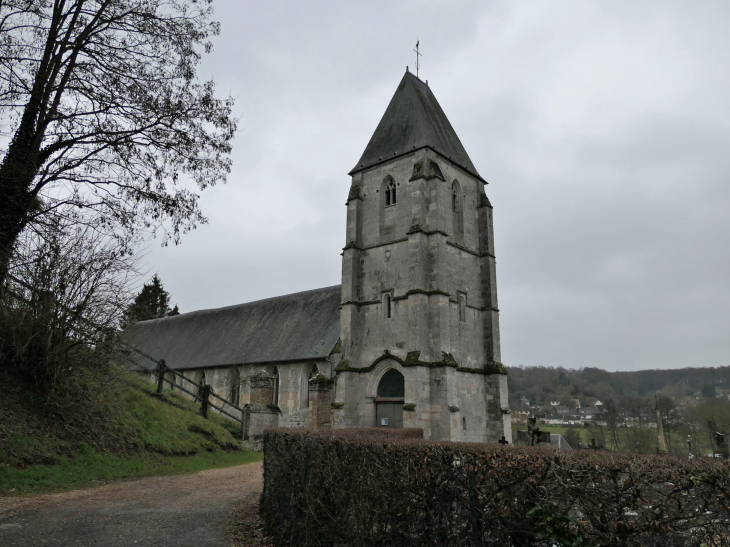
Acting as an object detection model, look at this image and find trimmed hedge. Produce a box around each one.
[260,429,730,546]
[330,427,424,439]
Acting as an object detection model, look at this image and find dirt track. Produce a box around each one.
[0,461,263,547]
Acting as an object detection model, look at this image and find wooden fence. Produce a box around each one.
[152,358,246,425]
[6,273,248,437]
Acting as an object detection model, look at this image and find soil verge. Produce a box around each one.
[0,461,263,547]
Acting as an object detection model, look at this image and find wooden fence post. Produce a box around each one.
[156,360,167,394]
[200,384,211,419]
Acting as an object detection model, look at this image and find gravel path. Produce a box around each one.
[0,461,263,547]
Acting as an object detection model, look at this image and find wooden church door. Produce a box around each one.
[375,369,404,429]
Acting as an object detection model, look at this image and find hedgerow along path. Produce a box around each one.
[0,461,263,547]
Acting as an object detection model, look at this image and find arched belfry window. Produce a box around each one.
[384,178,396,206]
[452,184,459,211]
[377,369,405,398]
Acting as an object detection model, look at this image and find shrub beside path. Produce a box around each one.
[0,461,263,546]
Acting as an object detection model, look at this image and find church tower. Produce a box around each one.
[334,71,511,443]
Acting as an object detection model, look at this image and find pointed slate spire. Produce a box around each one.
[350,71,483,182]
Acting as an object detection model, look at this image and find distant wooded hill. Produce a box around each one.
[506,365,730,407]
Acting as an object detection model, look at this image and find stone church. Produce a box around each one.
[123,70,512,444]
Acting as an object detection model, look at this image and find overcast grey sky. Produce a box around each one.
[144,0,730,372]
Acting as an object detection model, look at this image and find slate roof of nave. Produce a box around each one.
[349,71,484,182]
[121,285,341,371]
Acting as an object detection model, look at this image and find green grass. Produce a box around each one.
[538,424,671,454]
[0,443,262,496]
[115,374,245,455]
[538,426,570,437]
[0,366,262,497]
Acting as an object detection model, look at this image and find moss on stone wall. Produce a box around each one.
[441,352,457,367]
[309,374,334,385]
[485,362,508,375]
[331,340,342,354]
[334,360,350,371]
[403,351,421,366]
[334,351,508,377]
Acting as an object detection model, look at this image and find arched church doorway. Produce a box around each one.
[375,368,404,429]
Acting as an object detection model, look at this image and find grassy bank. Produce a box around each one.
[0,444,261,496]
[0,366,261,496]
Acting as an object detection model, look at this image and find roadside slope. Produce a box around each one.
[0,366,260,496]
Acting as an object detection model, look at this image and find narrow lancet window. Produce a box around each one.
[229,367,240,406]
[451,180,463,235]
[385,294,392,318]
[273,367,280,406]
[197,371,206,396]
[305,365,316,407]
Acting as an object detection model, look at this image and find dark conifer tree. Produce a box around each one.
[122,275,178,326]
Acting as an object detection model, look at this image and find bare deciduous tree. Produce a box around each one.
[1,217,140,389]
[0,0,236,284]
[603,398,622,451]
[656,394,677,452]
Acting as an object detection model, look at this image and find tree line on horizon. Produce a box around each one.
[507,364,730,404]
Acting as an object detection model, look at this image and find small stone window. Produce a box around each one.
[452,185,459,211]
[384,293,392,319]
[462,417,467,431]
[458,292,466,322]
[385,178,396,206]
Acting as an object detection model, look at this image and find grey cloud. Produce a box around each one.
[494,112,730,370]
[144,1,730,372]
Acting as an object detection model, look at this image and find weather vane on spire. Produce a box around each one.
[413,39,422,78]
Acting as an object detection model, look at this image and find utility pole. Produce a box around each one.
[655,394,668,453]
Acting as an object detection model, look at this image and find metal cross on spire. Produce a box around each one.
[413,39,422,78]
